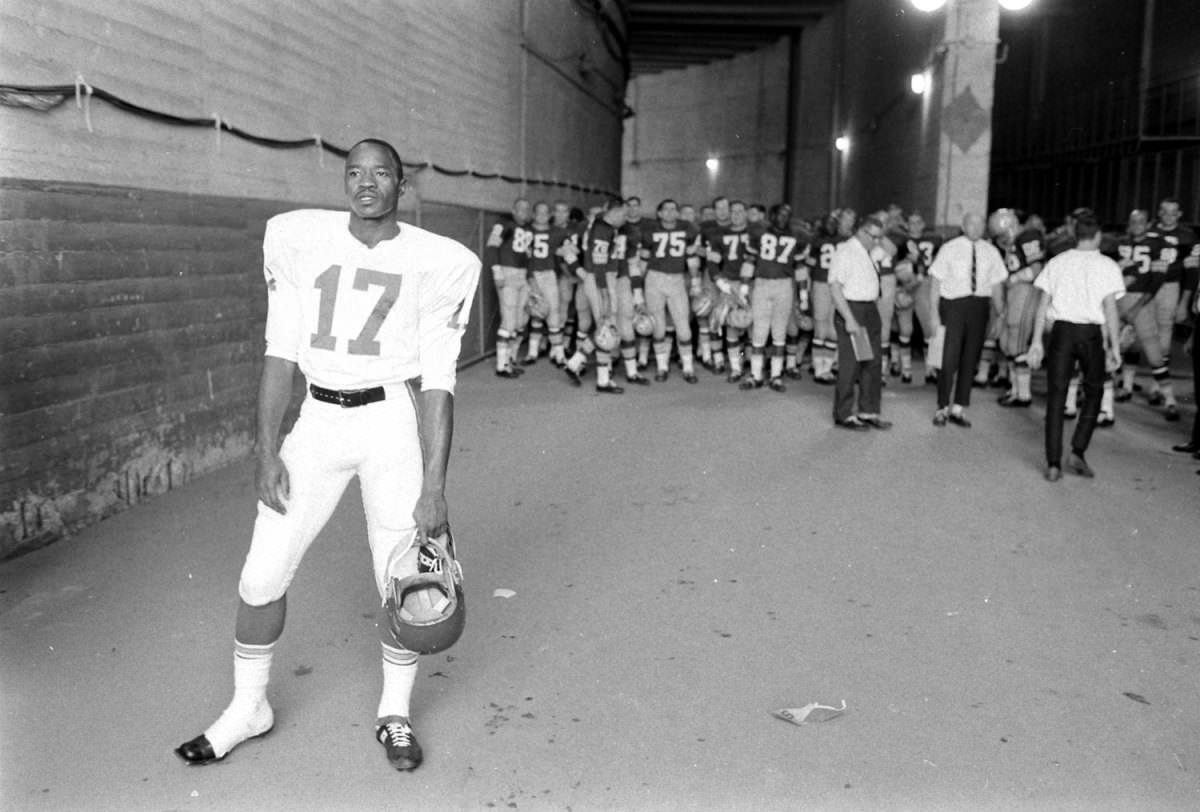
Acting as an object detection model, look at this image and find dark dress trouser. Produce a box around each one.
[937,296,991,409]
[1044,321,1105,466]
[833,300,882,422]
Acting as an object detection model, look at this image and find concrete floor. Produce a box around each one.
[2,358,1199,811]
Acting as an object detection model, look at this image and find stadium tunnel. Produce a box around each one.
[1,0,1198,558]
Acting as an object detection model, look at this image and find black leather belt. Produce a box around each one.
[309,384,386,408]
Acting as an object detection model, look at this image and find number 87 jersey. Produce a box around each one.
[263,209,482,394]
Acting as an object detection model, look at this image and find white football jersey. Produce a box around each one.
[263,210,481,393]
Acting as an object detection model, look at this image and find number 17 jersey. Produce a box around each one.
[263,209,481,394]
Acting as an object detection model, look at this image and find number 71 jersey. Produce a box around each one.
[263,209,481,394]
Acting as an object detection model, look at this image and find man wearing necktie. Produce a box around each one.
[928,213,1008,427]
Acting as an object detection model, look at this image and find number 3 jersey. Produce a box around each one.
[263,209,482,394]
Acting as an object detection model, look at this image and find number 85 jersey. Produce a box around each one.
[263,210,481,394]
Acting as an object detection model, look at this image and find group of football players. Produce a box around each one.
[483,193,1199,435]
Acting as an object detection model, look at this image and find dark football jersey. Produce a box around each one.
[639,220,701,275]
[1113,233,1166,295]
[583,219,620,284]
[749,226,805,280]
[528,223,563,273]
[484,216,533,268]
[996,227,1045,277]
[708,223,755,280]
[1147,224,1198,284]
[895,231,944,278]
[806,235,844,284]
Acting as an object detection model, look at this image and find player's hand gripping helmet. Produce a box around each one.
[632,309,656,337]
[594,320,620,352]
[691,290,714,318]
[894,287,915,309]
[385,530,465,655]
[525,290,550,321]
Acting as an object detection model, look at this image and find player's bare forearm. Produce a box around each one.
[255,356,296,513]
[829,282,858,331]
[414,388,454,536]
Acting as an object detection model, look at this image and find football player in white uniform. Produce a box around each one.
[175,139,481,773]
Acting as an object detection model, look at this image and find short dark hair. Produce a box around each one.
[858,215,885,233]
[348,138,404,179]
[1074,214,1101,241]
[625,195,642,205]
[603,196,625,212]
[656,198,678,214]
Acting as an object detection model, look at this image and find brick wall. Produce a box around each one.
[0,0,623,558]
[0,180,502,558]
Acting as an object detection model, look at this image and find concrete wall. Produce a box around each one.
[622,40,790,211]
[0,0,624,558]
[621,0,998,228]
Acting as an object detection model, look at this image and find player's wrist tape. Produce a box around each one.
[309,383,386,408]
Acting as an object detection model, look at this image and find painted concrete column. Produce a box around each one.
[933,0,1000,227]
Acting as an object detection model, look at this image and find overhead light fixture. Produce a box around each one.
[835,136,850,152]
[910,72,928,95]
[910,0,947,11]
[705,157,719,172]
[998,0,1035,9]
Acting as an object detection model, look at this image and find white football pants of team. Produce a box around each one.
[238,383,424,607]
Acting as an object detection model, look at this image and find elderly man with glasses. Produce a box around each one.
[828,215,891,430]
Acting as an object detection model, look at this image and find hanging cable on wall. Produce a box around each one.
[0,80,621,197]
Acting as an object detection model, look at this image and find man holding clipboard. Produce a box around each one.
[829,215,891,430]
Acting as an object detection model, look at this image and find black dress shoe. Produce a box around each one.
[997,393,1032,408]
[1067,452,1094,478]
[948,412,972,428]
[933,410,948,427]
[1045,465,1062,482]
[1172,441,1200,454]
[859,415,893,430]
[835,417,871,431]
[596,382,624,394]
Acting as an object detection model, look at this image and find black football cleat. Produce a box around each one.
[683,372,698,384]
[495,367,521,379]
[377,717,423,772]
[596,382,625,395]
[768,377,786,393]
[738,377,763,390]
[175,734,222,766]
[626,374,651,386]
[175,725,273,767]
[564,367,584,387]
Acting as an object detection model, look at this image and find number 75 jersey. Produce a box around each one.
[263,209,481,394]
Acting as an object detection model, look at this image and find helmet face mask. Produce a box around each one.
[594,321,619,352]
[633,311,656,337]
[385,530,466,655]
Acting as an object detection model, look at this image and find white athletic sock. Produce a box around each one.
[378,643,419,720]
[1015,366,1032,401]
[204,641,275,757]
[749,350,764,381]
[680,346,695,375]
[770,352,784,380]
[1100,379,1114,417]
